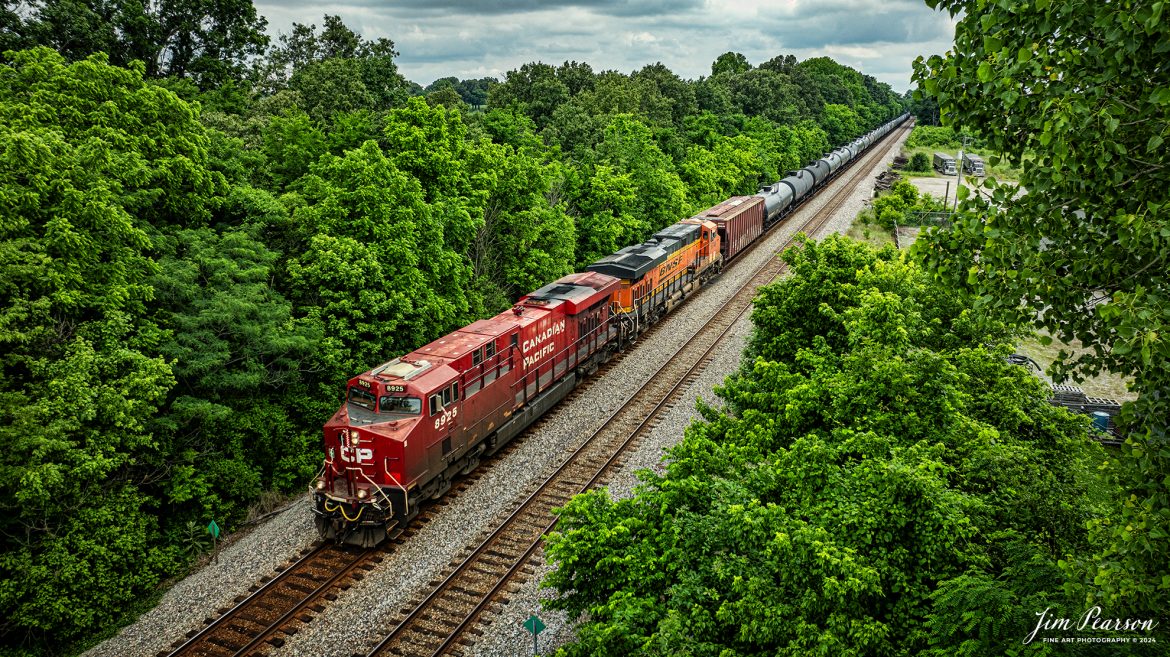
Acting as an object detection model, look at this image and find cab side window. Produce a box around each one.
[430,383,461,415]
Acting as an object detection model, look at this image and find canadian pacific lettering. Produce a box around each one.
[523,342,557,368]
[521,320,565,368]
[521,320,565,354]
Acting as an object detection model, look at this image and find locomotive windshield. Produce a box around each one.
[347,386,376,411]
[379,395,421,415]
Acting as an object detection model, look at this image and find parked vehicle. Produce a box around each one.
[963,152,985,176]
[933,152,957,175]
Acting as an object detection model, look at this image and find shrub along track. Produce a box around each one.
[354,119,912,657]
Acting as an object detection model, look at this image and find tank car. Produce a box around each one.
[756,181,796,224]
[803,158,832,186]
[823,147,850,176]
[780,169,815,203]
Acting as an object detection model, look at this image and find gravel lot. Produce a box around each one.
[86,126,908,657]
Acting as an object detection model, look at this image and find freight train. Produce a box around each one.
[312,114,910,546]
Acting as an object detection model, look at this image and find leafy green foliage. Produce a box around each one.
[574,115,687,266]
[904,125,984,151]
[913,0,1170,618]
[870,180,948,230]
[256,14,407,108]
[282,140,476,377]
[7,0,268,87]
[819,102,862,144]
[545,236,1115,656]
[0,320,176,651]
[488,62,570,129]
[468,141,576,307]
[0,27,912,652]
[908,151,931,172]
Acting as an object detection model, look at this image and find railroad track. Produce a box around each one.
[161,477,492,657]
[161,542,375,657]
[357,119,912,657]
[155,290,689,657]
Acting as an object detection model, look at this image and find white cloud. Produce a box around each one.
[254,1,953,91]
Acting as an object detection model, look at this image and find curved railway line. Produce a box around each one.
[163,119,909,657]
[356,119,912,657]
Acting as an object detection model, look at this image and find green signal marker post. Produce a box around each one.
[523,614,545,655]
[208,520,221,564]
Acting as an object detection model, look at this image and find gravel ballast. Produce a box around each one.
[87,126,909,657]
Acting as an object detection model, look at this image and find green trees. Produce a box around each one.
[149,226,321,504]
[284,140,473,376]
[546,236,1109,656]
[869,179,947,230]
[574,115,687,266]
[913,0,1169,618]
[7,0,269,87]
[0,27,911,652]
[468,140,576,307]
[259,15,409,115]
[488,62,570,129]
[820,102,862,145]
[0,48,204,649]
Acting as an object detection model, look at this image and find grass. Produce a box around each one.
[845,207,897,247]
[1015,331,1137,402]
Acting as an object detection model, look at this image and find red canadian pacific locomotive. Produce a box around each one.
[313,114,909,546]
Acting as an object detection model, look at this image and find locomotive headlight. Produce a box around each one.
[357,488,369,500]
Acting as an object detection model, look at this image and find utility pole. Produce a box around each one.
[954,133,970,211]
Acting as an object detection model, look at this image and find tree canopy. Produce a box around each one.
[546,236,1118,655]
[4,0,268,87]
[913,0,1169,619]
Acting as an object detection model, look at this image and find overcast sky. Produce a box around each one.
[254,0,957,93]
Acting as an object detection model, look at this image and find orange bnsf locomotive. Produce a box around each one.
[313,114,909,546]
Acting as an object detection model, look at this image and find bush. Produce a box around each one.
[905,125,986,151]
[908,152,931,172]
[544,236,1106,657]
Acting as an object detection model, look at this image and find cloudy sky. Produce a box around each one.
[254,0,957,92]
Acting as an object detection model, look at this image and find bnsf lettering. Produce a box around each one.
[521,320,565,354]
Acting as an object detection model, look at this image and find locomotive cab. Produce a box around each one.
[314,368,428,546]
[313,339,507,546]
